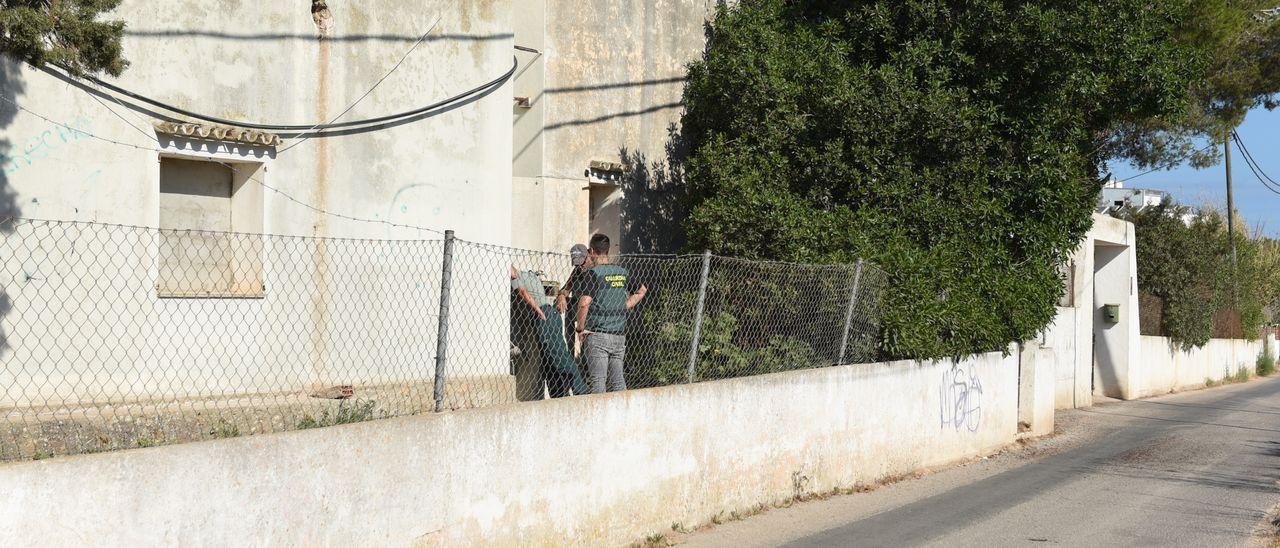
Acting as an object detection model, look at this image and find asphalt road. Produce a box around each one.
[679,376,1280,547]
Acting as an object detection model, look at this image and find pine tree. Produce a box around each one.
[1106,1,1280,169]
[0,0,128,76]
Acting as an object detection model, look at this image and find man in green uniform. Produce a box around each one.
[574,234,647,393]
[511,266,589,399]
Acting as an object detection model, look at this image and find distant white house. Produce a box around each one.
[1097,178,1169,213]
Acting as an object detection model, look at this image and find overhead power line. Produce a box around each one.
[1231,131,1280,193]
[1231,131,1280,196]
[1119,143,1217,183]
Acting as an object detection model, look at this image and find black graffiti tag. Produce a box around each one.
[940,364,983,433]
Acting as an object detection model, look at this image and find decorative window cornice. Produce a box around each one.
[154,121,281,147]
[589,160,627,174]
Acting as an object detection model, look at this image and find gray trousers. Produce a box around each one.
[584,332,626,393]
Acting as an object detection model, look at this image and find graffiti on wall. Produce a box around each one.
[939,363,983,433]
[2,117,93,175]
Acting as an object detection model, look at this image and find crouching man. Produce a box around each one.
[511,266,589,398]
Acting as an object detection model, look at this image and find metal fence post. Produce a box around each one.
[432,230,456,412]
[837,259,866,366]
[687,250,712,383]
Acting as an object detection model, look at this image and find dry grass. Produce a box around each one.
[641,469,930,546]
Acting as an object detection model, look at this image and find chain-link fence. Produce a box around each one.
[0,218,885,460]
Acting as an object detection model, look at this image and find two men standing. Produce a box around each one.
[512,233,647,399]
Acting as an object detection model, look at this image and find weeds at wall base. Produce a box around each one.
[639,471,923,546]
[1258,350,1276,377]
[1204,367,1254,390]
[4,393,413,462]
[212,420,241,439]
[1252,502,1280,547]
[296,399,380,430]
[640,533,671,547]
[1233,367,1251,384]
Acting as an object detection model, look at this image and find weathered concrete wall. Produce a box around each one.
[511,0,710,253]
[540,0,705,181]
[4,0,513,241]
[1042,213,1134,410]
[1045,304,1084,410]
[1017,213,1275,407]
[1018,343,1056,436]
[1091,216,1140,401]
[0,2,517,408]
[0,350,1018,546]
[1134,335,1277,398]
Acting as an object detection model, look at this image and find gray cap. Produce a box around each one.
[569,244,589,266]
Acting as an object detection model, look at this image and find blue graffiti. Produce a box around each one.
[3,117,94,175]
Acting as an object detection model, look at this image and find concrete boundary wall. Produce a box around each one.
[1135,335,1278,398]
[0,350,1018,546]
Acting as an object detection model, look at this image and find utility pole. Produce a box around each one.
[1225,131,1238,308]
[1225,131,1237,267]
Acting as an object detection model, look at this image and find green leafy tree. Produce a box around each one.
[0,0,128,76]
[1121,203,1265,348]
[1105,1,1280,169]
[680,0,1206,359]
[1124,204,1222,348]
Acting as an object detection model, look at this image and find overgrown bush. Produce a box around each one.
[1260,241,1280,324]
[625,263,869,387]
[1120,203,1265,349]
[1232,366,1251,384]
[679,0,1208,359]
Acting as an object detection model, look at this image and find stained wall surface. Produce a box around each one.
[0,350,1018,546]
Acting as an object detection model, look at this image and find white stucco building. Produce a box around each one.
[0,1,710,416]
[1,0,708,250]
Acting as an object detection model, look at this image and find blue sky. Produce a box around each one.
[1109,106,1280,236]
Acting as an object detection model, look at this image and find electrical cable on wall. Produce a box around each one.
[51,55,517,132]
[3,20,527,236]
[84,88,453,235]
[0,93,448,236]
[278,14,442,153]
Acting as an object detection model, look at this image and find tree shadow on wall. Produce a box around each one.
[0,57,24,360]
[618,123,690,254]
